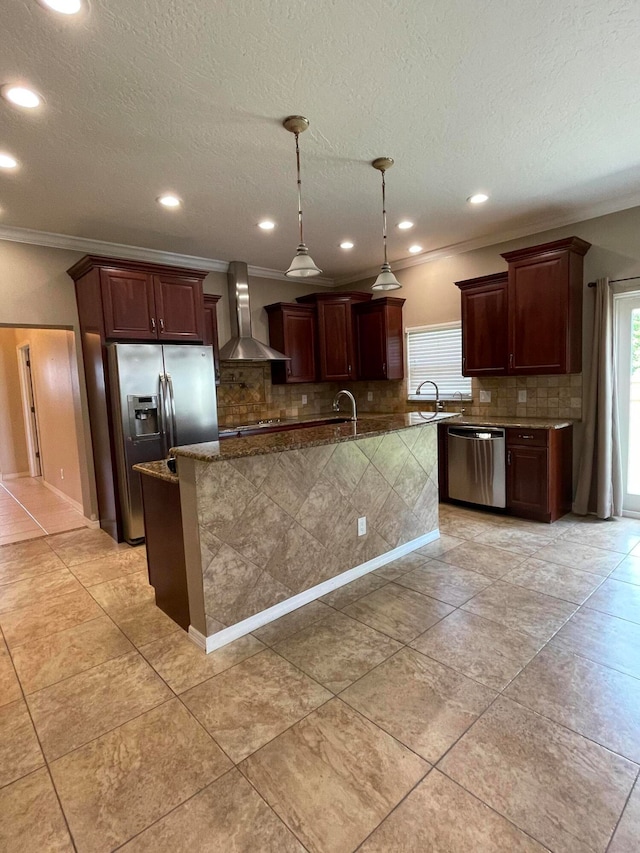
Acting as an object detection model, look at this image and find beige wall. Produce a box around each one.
[0,328,30,478]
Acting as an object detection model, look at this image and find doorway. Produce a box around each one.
[17,343,42,478]
[615,291,640,516]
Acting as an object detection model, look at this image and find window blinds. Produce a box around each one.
[406,323,472,399]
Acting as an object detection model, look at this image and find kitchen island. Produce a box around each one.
[148,413,452,652]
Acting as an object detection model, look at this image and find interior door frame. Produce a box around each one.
[614,290,640,517]
[16,340,42,478]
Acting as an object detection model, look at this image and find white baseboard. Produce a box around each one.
[1,471,30,481]
[189,528,440,654]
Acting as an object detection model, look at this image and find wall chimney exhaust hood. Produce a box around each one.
[218,261,290,361]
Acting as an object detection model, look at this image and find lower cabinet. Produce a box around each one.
[506,445,549,518]
[506,427,573,522]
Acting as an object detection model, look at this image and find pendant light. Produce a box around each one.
[371,157,402,291]
[283,115,322,278]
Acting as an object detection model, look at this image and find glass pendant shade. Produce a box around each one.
[286,242,322,277]
[283,115,322,279]
[372,262,402,291]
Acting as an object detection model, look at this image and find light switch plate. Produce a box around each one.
[301,394,308,405]
[357,516,367,536]
[479,390,491,403]
[367,391,373,402]
[518,390,527,403]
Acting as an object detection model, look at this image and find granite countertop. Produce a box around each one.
[172,411,457,463]
[446,415,576,430]
[133,460,178,483]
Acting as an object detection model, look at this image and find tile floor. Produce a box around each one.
[0,478,89,546]
[0,505,640,851]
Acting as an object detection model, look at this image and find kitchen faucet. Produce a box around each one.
[452,390,466,414]
[415,380,444,411]
[333,389,357,421]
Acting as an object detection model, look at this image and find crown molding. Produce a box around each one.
[0,224,336,286]
[336,192,640,285]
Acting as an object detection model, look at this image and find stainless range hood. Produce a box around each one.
[218,261,290,361]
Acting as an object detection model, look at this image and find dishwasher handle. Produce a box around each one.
[448,427,505,440]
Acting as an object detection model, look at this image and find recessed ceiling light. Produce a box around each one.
[398,221,413,230]
[258,220,275,230]
[468,193,489,204]
[38,0,82,13]
[339,241,354,249]
[157,194,181,208]
[408,245,423,254]
[0,153,18,169]
[1,85,43,109]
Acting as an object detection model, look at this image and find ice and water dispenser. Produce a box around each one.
[127,395,160,440]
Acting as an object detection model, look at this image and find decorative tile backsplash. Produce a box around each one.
[217,363,582,425]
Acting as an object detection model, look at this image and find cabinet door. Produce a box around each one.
[508,255,569,373]
[316,299,355,381]
[507,445,549,519]
[202,295,221,384]
[100,269,157,340]
[153,275,204,341]
[461,281,508,375]
[356,308,387,380]
[283,308,317,382]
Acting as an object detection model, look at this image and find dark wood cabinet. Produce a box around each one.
[506,426,573,522]
[502,237,590,375]
[456,237,590,377]
[457,273,508,376]
[355,297,405,380]
[296,292,371,381]
[507,445,548,518]
[153,275,204,342]
[265,303,317,384]
[101,268,157,340]
[202,294,221,385]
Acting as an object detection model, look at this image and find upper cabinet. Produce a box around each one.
[296,292,372,381]
[355,297,405,380]
[456,272,508,376]
[502,237,590,375]
[456,237,591,376]
[265,302,317,384]
[202,294,222,384]
[70,256,207,343]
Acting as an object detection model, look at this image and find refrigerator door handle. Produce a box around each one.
[166,372,177,449]
[158,373,169,455]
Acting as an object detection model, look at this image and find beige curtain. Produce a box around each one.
[573,278,623,518]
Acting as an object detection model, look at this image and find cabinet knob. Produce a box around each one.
[160,318,165,332]
[151,317,156,331]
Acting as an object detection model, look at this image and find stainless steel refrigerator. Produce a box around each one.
[108,343,219,543]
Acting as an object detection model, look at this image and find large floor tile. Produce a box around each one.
[411,609,541,690]
[28,650,172,760]
[11,615,133,694]
[396,558,492,605]
[462,580,576,640]
[319,573,387,609]
[586,577,640,624]
[359,769,548,852]
[440,696,637,853]
[120,768,304,852]
[609,778,640,853]
[0,529,46,546]
[0,698,44,787]
[533,539,623,575]
[611,554,640,586]
[560,521,640,554]
[140,630,264,693]
[341,647,495,763]
[0,538,64,586]
[417,532,465,558]
[274,610,402,693]
[241,698,427,853]
[0,636,21,707]
[50,699,231,853]
[438,540,525,579]
[109,600,181,647]
[252,600,334,646]
[70,548,147,587]
[183,649,331,762]
[438,516,499,540]
[503,557,606,604]
[343,582,453,642]
[551,607,640,679]
[0,587,103,650]
[46,527,127,566]
[0,769,73,852]
[505,645,640,762]
[87,570,155,614]
[0,568,83,615]
[473,525,553,555]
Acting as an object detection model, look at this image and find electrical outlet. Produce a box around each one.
[60,468,64,480]
[301,394,308,405]
[357,516,367,536]
[479,390,491,403]
[518,390,527,403]
[367,391,373,402]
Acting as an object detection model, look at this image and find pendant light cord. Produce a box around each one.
[381,169,388,266]
[295,132,304,245]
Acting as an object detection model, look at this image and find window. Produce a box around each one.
[406,322,472,400]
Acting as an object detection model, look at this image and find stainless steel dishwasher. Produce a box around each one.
[447,426,506,508]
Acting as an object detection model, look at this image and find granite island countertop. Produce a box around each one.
[133,459,178,483]
[172,411,457,463]
[445,415,576,430]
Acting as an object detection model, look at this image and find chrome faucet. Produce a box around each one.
[333,389,357,421]
[415,380,444,411]
[452,390,466,414]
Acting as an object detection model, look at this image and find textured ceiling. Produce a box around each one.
[1,0,640,279]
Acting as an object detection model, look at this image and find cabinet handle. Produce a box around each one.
[382,362,386,376]
[462,356,466,372]
[151,317,156,331]
[348,364,351,374]
[287,365,291,377]
[159,318,165,332]
[520,433,534,439]
[507,450,512,465]
[509,353,514,368]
